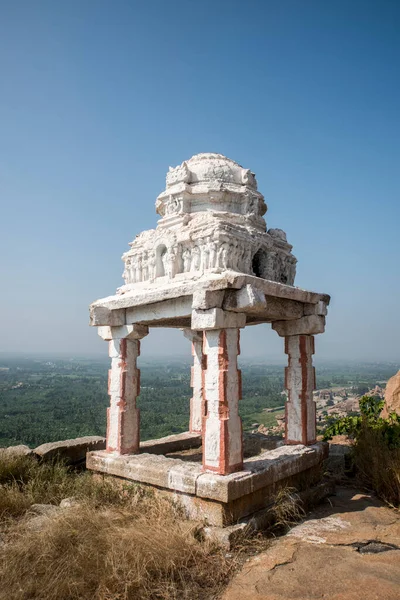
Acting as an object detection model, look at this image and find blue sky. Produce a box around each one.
[0,0,399,361]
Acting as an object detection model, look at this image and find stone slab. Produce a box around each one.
[87,451,202,494]
[87,442,327,504]
[34,436,106,464]
[196,443,328,503]
[272,314,326,336]
[90,273,330,324]
[139,431,202,455]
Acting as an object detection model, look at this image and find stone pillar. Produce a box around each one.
[98,324,149,455]
[183,329,205,434]
[202,328,243,474]
[284,335,316,445]
[272,315,325,446]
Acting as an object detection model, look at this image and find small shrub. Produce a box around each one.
[323,396,400,506]
[353,423,400,507]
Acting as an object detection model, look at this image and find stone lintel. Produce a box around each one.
[272,315,325,337]
[223,284,266,312]
[191,307,246,330]
[192,289,225,310]
[89,306,125,327]
[304,300,328,316]
[90,273,330,315]
[125,297,192,326]
[98,323,149,341]
[224,284,304,320]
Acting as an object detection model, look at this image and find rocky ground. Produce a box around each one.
[223,485,400,600]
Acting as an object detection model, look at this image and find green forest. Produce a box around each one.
[0,355,397,448]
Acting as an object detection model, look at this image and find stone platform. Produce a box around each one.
[87,433,328,526]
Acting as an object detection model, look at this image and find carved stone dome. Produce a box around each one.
[183,153,258,189]
[164,152,258,191]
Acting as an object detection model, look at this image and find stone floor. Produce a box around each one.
[223,486,400,600]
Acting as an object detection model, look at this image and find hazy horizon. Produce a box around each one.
[1,1,399,362]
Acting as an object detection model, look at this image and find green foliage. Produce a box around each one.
[0,357,398,447]
[323,395,400,449]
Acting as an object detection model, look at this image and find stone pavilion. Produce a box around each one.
[87,153,330,527]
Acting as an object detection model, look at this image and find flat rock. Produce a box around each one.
[34,436,106,464]
[223,486,400,600]
[30,504,61,516]
[59,497,81,508]
[0,444,32,457]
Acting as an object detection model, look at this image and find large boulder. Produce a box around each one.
[34,436,106,465]
[382,370,400,418]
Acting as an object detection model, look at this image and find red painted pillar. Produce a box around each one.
[284,335,316,445]
[106,338,141,454]
[202,328,243,474]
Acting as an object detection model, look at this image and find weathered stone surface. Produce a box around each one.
[90,273,329,318]
[284,335,316,445]
[88,152,330,479]
[191,307,246,330]
[304,300,328,316]
[30,504,61,516]
[223,486,400,600]
[89,306,125,326]
[272,315,325,337]
[0,444,32,457]
[382,370,400,418]
[116,153,296,294]
[140,432,202,455]
[87,451,203,494]
[59,497,81,508]
[87,443,326,504]
[196,443,327,503]
[34,436,106,464]
[192,289,225,309]
[97,323,149,341]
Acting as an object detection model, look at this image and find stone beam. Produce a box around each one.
[272,315,325,337]
[125,297,192,325]
[224,284,303,320]
[304,301,328,316]
[98,324,149,341]
[89,306,125,327]
[192,289,225,310]
[89,273,330,315]
[191,308,246,330]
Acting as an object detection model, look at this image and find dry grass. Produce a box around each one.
[353,425,400,508]
[268,486,305,531]
[0,453,236,599]
[0,453,140,520]
[0,498,234,600]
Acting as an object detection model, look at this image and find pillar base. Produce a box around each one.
[87,437,328,527]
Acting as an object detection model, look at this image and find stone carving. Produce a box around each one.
[166,161,190,188]
[119,153,297,292]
